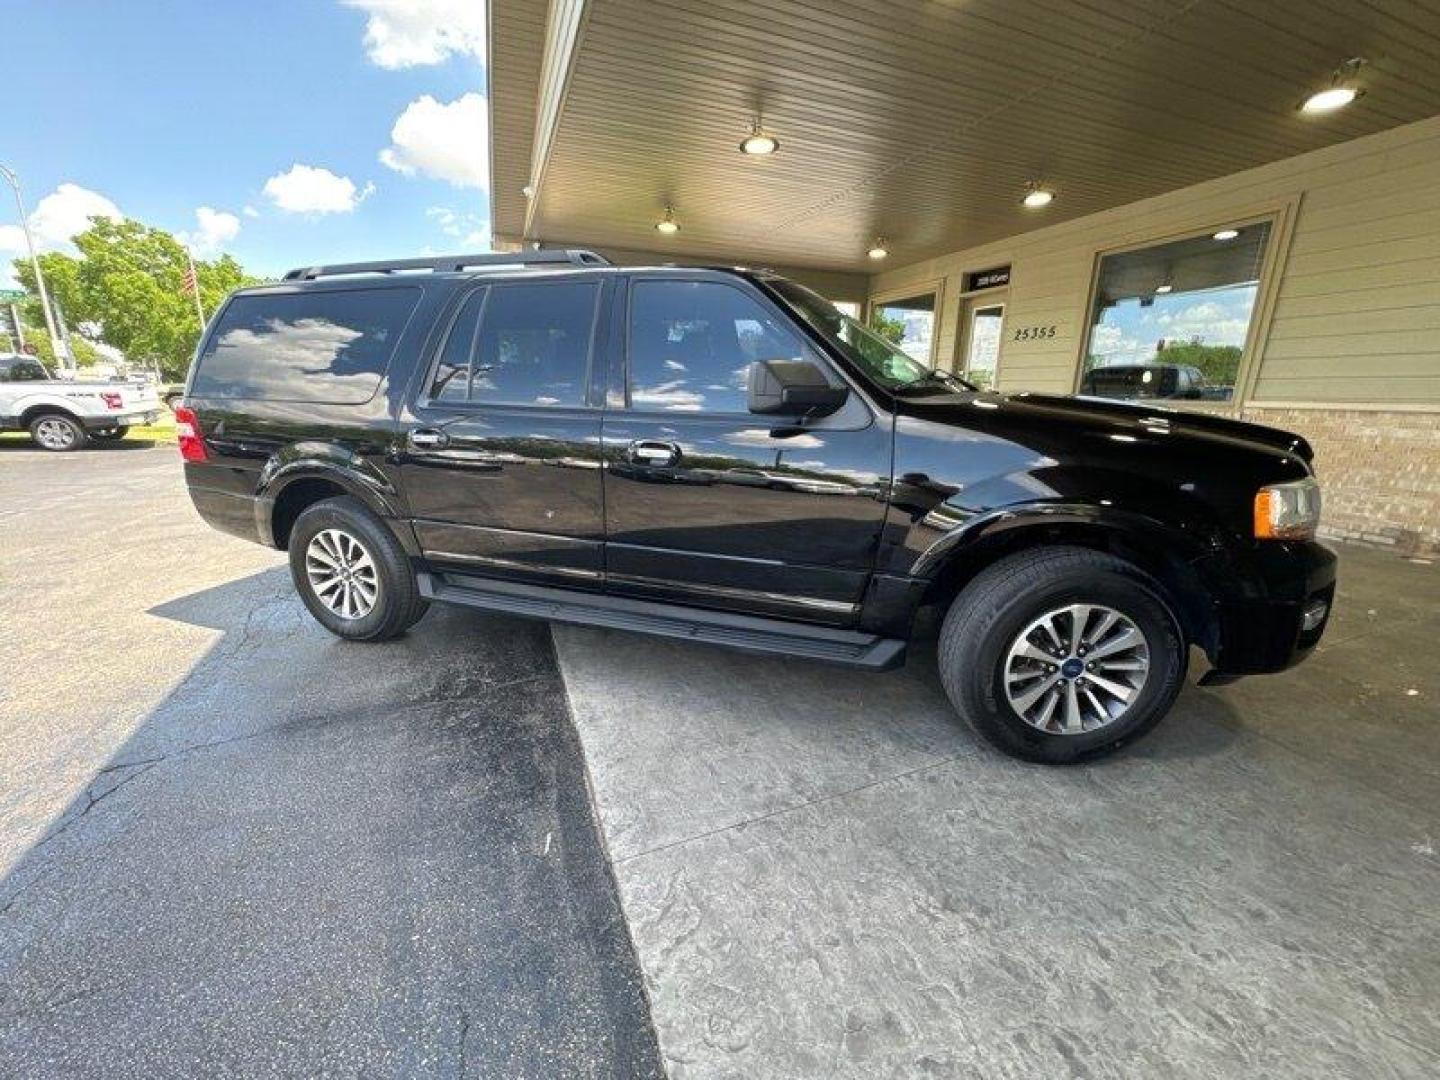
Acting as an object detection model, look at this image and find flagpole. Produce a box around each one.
[185,248,206,329]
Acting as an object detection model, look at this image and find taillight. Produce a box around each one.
[101,391,123,410]
[174,405,208,462]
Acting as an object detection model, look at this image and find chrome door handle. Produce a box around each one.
[408,428,449,449]
[629,439,680,466]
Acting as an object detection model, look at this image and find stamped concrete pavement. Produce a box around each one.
[555,546,1440,1079]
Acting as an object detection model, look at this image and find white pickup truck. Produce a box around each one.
[0,354,162,451]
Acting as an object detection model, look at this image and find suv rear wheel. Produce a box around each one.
[937,546,1186,764]
[288,496,428,641]
[30,413,88,452]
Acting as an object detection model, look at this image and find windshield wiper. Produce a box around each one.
[899,369,976,393]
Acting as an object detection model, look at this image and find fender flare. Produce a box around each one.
[910,500,1217,580]
[17,399,85,428]
[905,499,1226,653]
[254,443,404,546]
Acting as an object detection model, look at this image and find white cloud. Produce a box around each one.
[726,429,824,450]
[263,164,374,214]
[344,0,486,69]
[179,206,241,255]
[426,205,490,249]
[380,93,488,190]
[1161,293,1256,347]
[242,205,260,218]
[0,182,122,255]
[1089,322,1150,365]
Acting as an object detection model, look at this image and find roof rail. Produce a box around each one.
[281,249,612,281]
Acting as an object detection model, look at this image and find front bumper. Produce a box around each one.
[1205,540,1337,676]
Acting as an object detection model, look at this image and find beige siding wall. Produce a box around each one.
[869,114,1440,405]
[536,242,870,303]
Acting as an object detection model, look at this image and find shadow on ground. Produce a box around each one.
[0,569,662,1079]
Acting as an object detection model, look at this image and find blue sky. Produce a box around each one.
[2,0,491,288]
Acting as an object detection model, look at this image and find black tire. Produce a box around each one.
[29,412,88,452]
[287,495,429,641]
[937,546,1186,764]
[91,426,130,441]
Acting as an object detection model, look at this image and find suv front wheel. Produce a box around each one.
[938,546,1186,764]
[288,495,429,641]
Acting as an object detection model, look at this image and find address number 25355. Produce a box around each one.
[1012,325,1057,341]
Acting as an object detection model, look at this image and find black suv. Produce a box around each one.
[180,250,1334,763]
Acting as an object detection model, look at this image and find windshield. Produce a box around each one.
[765,278,974,392]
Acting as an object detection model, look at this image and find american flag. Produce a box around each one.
[180,262,198,295]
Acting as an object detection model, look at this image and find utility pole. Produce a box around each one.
[0,163,66,371]
[184,247,206,330]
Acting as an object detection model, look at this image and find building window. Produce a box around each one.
[870,293,936,364]
[1081,220,1273,402]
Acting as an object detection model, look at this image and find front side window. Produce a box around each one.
[1081,221,1273,402]
[870,293,936,363]
[627,280,807,413]
[767,278,966,393]
[430,281,598,407]
[191,287,420,403]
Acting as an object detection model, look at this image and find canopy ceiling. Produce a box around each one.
[490,0,1440,273]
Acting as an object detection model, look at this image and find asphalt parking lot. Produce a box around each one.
[0,443,660,1077]
[4,442,1439,1078]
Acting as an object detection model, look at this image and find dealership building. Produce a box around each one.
[488,0,1440,555]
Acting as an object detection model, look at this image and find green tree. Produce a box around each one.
[12,217,262,379]
[1155,339,1242,388]
[869,309,907,344]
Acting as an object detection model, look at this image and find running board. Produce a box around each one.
[418,572,906,670]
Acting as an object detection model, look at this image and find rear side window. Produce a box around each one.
[0,358,48,382]
[428,281,598,407]
[191,287,420,403]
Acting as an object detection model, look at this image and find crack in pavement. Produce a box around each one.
[1,671,557,920]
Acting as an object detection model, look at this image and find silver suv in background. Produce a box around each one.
[0,354,161,450]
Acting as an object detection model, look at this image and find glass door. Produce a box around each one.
[962,301,1004,389]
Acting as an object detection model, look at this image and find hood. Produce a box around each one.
[896,389,1314,465]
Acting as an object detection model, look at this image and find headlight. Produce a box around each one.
[1254,477,1321,540]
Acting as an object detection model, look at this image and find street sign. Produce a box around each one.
[0,289,26,302]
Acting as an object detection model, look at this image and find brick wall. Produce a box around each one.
[1242,407,1440,557]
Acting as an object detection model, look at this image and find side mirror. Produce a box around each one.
[747,359,849,417]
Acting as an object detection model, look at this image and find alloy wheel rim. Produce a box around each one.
[36,418,75,449]
[305,528,379,620]
[1002,603,1150,735]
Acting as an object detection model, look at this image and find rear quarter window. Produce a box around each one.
[190,287,421,403]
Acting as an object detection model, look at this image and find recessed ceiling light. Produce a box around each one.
[1212,228,1239,241]
[1302,86,1357,113]
[739,119,779,156]
[1155,283,1173,294]
[1022,183,1054,209]
[1300,58,1365,114]
[867,238,889,260]
[655,206,679,234]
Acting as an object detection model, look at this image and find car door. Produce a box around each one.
[601,274,891,626]
[397,276,607,589]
